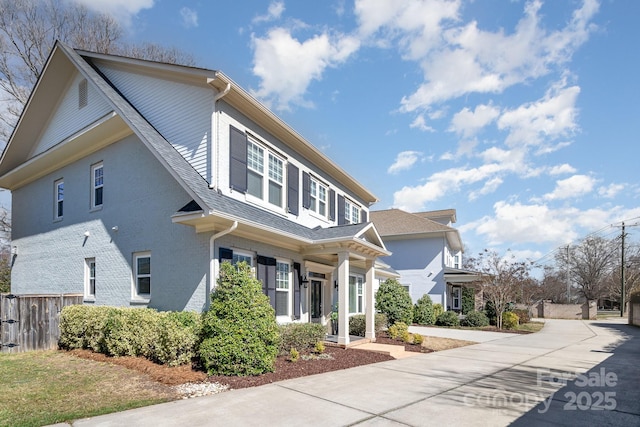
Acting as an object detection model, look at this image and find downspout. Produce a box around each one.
[208,221,238,307]
[207,77,231,189]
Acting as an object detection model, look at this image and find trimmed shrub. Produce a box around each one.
[502,311,519,330]
[433,303,444,319]
[59,305,200,366]
[199,262,279,376]
[375,279,413,325]
[289,348,300,362]
[314,341,325,354]
[278,323,326,355]
[349,313,388,337]
[388,321,409,340]
[412,333,424,345]
[460,310,490,327]
[435,311,460,327]
[512,309,531,324]
[413,295,436,325]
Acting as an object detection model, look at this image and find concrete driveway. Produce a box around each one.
[55,318,640,427]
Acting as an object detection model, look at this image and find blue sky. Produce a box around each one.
[27,0,640,267]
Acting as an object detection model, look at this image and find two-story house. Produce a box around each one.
[0,41,394,345]
[371,208,482,312]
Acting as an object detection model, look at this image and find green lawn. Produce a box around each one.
[0,351,172,427]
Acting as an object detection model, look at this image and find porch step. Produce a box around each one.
[349,342,419,359]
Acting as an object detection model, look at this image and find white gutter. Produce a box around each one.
[207,78,231,189]
[208,221,238,304]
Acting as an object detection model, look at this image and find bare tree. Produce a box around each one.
[540,266,571,303]
[603,243,640,311]
[556,236,618,302]
[0,0,194,144]
[468,250,532,329]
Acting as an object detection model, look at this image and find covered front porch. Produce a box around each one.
[444,267,484,313]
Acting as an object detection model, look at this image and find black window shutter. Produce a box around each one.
[229,126,248,193]
[287,163,299,215]
[361,209,368,223]
[293,262,301,319]
[219,247,233,262]
[302,172,311,209]
[329,189,336,221]
[337,194,346,225]
[257,256,277,308]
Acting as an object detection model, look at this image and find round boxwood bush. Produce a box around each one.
[199,262,279,376]
[460,310,489,327]
[435,311,460,327]
[375,279,413,325]
[413,294,436,325]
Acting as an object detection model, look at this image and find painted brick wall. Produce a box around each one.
[11,134,211,312]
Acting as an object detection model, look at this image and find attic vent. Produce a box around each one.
[78,79,88,109]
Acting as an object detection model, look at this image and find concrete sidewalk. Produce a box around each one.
[54,318,639,426]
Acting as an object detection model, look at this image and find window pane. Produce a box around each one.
[275,291,288,316]
[94,187,103,206]
[138,277,151,294]
[247,143,264,171]
[319,201,326,216]
[57,201,64,218]
[57,183,64,201]
[247,170,263,198]
[233,254,252,266]
[276,262,289,289]
[268,153,283,183]
[268,181,282,206]
[137,257,150,275]
[94,167,103,187]
[349,277,357,313]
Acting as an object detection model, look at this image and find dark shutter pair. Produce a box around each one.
[229,125,300,215]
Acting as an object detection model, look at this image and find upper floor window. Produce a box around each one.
[54,179,64,220]
[133,251,151,297]
[247,139,284,208]
[344,199,360,224]
[309,177,328,217]
[91,162,103,209]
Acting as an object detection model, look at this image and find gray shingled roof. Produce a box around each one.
[60,42,372,245]
[370,209,455,236]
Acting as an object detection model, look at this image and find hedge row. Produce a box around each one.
[59,305,200,366]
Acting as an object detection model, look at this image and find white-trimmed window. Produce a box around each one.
[85,258,96,299]
[275,260,291,317]
[91,162,103,209]
[54,179,64,220]
[309,177,328,217]
[349,275,364,314]
[232,251,253,267]
[247,138,285,208]
[134,252,151,297]
[345,199,360,224]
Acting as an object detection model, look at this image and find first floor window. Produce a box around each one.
[54,179,64,220]
[134,252,151,296]
[349,275,364,314]
[275,261,290,316]
[232,251,253,267]
[85,258,95,298]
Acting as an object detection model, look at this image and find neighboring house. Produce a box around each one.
[0,42,395,345]
[370,208,483,312]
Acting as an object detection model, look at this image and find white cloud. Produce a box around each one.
[388,151,423,174]
[251,28,360,110]
[253,1,285,24]
[70,0,154,26]
[180,7,198,28]
[449,104,500,138]
[548,163,577,175]
[409,114,435,132]
[543,174,595,200]
[497,80,581,149]
[398,0,598,112]
[598,183,625,199]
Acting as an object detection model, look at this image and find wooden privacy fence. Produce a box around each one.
[0,293,83,353]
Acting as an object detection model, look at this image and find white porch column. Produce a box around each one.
[365,259,376,340]
[337,251,350,346]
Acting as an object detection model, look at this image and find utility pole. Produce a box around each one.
[566,245,571,303]
[621,222,626,318]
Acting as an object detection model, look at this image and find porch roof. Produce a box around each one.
[444,267,485,284]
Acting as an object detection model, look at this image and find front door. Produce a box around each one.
[311,280,322,321]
